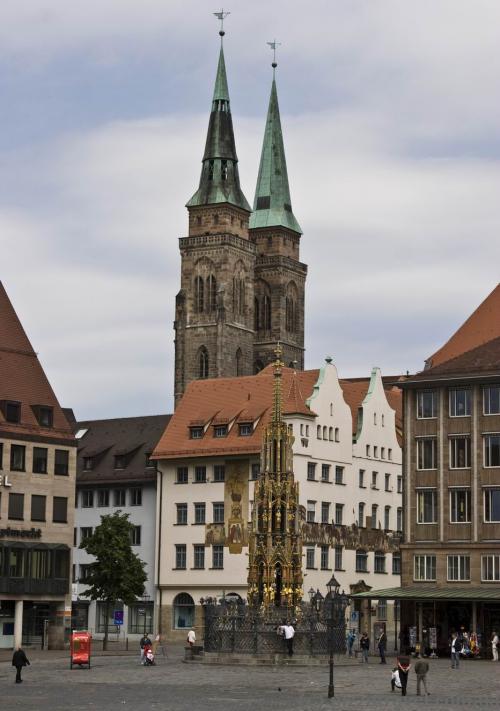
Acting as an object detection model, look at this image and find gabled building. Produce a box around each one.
[153,359,402,641]
[72,414,170,641]
[0,282,76,650]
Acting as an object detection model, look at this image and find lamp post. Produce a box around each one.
[325,575,350,699]
[312,589,324,620]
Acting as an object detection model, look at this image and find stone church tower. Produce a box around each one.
[174,33,307,405]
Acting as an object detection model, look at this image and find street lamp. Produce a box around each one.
[325,575,350,699]
[312,589,324,619]
[308,587,315,602]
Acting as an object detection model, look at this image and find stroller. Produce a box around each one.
[144,644,156,666]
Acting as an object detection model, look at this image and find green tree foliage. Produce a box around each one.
[79,511,147,649]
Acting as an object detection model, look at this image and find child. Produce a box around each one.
[391,667,402,692]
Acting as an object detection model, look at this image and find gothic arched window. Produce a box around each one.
[254,298,260,331]
[206,275,217,312]
[194,276,204,313]
[198,347,209,379]
[263,295,271,330]
[285,282,299,333]
[236,348,243,376]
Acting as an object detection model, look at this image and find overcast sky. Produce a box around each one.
[1,0,499,419]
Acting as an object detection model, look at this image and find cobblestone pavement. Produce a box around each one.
[1,652,500,710]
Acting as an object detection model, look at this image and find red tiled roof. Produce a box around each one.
[0,282,74,442]
[426,283,500,369]
[411,335,500,381]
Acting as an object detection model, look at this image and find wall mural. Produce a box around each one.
[301,521,401,553]
[205,460,249,553]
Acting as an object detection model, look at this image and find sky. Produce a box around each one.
[1,0,500,419]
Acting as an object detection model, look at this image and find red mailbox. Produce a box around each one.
[70,631,92,669]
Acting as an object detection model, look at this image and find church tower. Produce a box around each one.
[174,25,255,405]
[250,58,307,371]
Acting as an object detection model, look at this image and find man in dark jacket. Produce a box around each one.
[378,629,387,664]
[397,655,411,696]
[12,647,30,683]
[360,632,370,663]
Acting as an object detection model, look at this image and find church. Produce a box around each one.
[173,27,307,405]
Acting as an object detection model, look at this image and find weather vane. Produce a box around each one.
[214,9,230,38]
[267,39,281,69]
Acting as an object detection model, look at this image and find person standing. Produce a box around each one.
[450,631,462,669]
[139,633,152,665]
[347,629,355,656]
[360,632,370,663]
[397,655,411,697]
[12,647,30,684]
[491,631,499,662]
[414,658,430,696]
[187,628,196,648]
[283,621,295,657]
[378,629,387,664]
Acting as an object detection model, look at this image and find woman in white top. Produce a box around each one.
[491,631,499,662]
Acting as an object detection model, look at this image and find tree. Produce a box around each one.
[79,511,147,650]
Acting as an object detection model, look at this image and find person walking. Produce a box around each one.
[397,655,411,697]
[360,632,370,663]
[450,631,462,669]
[12,647,30,684]
[414,658,430,696]
[377,629,387,664]
[347,629,355,657]
[139,633,152,665]
[283,621,295,657]
[491,631,499,661]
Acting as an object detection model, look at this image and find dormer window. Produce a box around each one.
[214,425,228,438]
[114,455,126,470]
[239,424,252,437]
[83,457,93,471]
[145,453,156,469]
[5,401,21,423]
[37,406,53,428]
[190,427,203,440]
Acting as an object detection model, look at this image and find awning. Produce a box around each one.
[350,586,500,602]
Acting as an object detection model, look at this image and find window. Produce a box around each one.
[359,469,365,488]
[79,564,91,582]
[371,471,378,489]
[130,526,141,546]
[80,526,93,540]
[306,547,315,569]
[317,425,322,439]
[82,490,93,508]
[194,466,206,483]
[190,427,203,439]
[97,489,110,507]
[484,386,500,415]
[130,487,142,506]
[335,545,343,571]
[374,446,378,458]
[450,489,471,523]
[397,476,403,493]
[198,347,209,379]
[175,544,187,569]
[381,447,385,459]
[320,545,329,570]
[194,502,206,524]
[193,545,205,569]
[358,502,365,527]
[212,545,224,569]
[173,593,194,629]
[366,445,371,457]
[414,555,436,581]
[484,435,500,467]
[32,447,48,474]
[176,503,188,525]
[374,413,377,426]
[447,555,470,581]
[321,464,330,482]
[482,555,500,582]
[214,425,228,438]
[53,496,68,523]
[388,449,392,460]
[335,466,344,485]
[83,457,93,471]
[31,495,46,522]
[239,423,252,436]
[449,388,471,417]
[417,490,437,523]
[213,502,224,524]
[328,427,333,441]
[356,550,368,572]
[307,462,316,481]
[375,551,386,573]
[207,274,217,311]
[128,603,153,634]
[114,489,126,506]
[176,467,188,484]
[384,506,391,530]
[335,503,344,525]
[194,276,204,312]
[484,488,500,522]
[8,493,24,520]
[392,553,401,575]
[397,507,403,532]
[145,453,156,469]
[54,449,69,475]
[321,502,330,524]
[213,464,225,482]
[377,600,387,620]
[371,504,378,528]
[417,438,437,470]
[251,463,260,480]
[450,437,471,469]
[307,501,316,523]
[385,473,391,491]
[5,401,21,423]
[114,455,126,470]
[10,444,25,471]
[417,390,437,419]
[335,427,340,442]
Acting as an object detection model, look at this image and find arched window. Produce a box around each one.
[206,274,217,312]
[198,347,209,379]
[254,298,260,331]
[236,348,242,376]
[335,427,340,442]
[317,425,322,439]
[285,282,298,333]
[330,403,333,416]
[194,276,204,313]
[263,295,271,330]
[173,592,195,629]
[328,427,333,441]
[322,426,327,439]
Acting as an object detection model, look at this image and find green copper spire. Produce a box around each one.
[249,74,302,234]
[187,39,250,212]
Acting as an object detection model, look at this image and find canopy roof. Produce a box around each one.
[351,586,500,602]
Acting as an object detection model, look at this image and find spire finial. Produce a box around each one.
[214,9,230,40]
[267,39,281,74]
[272,343,284,424]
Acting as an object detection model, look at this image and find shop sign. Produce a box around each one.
[0,474,12,487]
[0,526,42,539]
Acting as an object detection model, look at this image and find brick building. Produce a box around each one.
[174,34,307,405]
